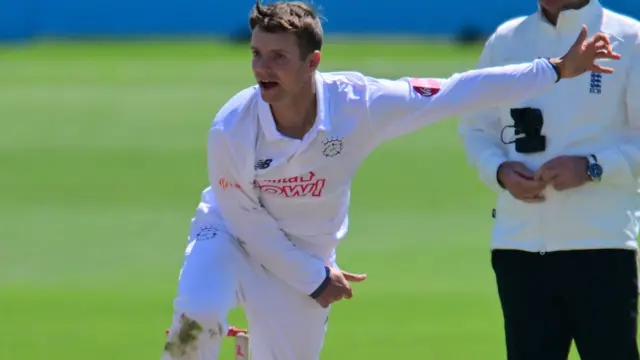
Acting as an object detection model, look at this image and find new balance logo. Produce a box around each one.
[590,72,602,94]
[254,159,273,170]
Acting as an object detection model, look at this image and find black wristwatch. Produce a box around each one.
[586,154,603,182]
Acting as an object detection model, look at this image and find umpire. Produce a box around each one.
[458,0,640,359]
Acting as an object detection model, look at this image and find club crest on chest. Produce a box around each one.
[321,137,343,158]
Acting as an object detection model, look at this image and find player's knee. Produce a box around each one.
[174,298,228,334]
[163,308,226,359]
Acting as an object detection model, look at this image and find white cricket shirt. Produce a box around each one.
[204,59,558,295]
[458,0,640,252]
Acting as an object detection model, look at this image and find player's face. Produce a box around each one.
[251,28,319,104]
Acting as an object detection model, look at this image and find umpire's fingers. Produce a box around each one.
[535,165,559,183]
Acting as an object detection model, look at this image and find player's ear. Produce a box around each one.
[308,51,321,72]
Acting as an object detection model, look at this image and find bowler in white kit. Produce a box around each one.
[161,1,619,359]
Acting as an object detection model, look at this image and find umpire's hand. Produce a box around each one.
[534,155,590,191]
[498,161,546,203]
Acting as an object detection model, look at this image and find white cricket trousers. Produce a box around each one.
[161,211,331,360]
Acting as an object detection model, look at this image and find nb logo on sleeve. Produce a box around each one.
[255,159,273,170]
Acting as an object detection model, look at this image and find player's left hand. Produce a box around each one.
[552,25,622,79]
[534,155,590,191]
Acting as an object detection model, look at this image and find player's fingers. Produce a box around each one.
[337,282,353,299]
[591,64,615,74]
[595,33,611,45]
[316,298,330,308]
[341,271,367,282]
[594,47,621,58]
[572,25,588,49]
[602,51,621,60]
[594,40,608,50]
[594,43,613,56]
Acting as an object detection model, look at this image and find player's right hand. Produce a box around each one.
[315,267,366,308]
[552,24,621,79]
[498,161,546,203]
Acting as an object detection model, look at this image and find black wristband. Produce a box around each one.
[309,266,331,299]
[545,57,562,83]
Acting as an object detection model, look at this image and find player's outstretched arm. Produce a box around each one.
[457,33,508,193]
[366,25,620,144]
[207,128,329,297]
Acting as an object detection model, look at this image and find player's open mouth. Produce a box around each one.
[259,81,279,90]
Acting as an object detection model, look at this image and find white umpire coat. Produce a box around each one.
[458,0,640,253]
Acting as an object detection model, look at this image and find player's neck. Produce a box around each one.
[271,80,317,140]
[541,0,590,25]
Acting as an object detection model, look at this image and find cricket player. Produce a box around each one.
[161,1,619,359]
[458,0,640,359]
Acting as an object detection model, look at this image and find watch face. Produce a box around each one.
[589,163,603,179]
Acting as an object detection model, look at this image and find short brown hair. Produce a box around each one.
[249,1,324,59]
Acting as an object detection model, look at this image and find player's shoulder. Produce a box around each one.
[602,8,640,41]
[210,85,259,136]
[318,71,372,100]
[320,70,404,93]
[319,71,369,88]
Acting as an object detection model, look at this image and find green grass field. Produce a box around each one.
[0,39,582,359]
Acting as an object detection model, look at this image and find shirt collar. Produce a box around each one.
[258,71,330,141]
[536,0,602,29]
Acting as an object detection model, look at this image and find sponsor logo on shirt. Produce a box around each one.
[218,177,242,191]
[409,78,441,97]
[254,171,326,198]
